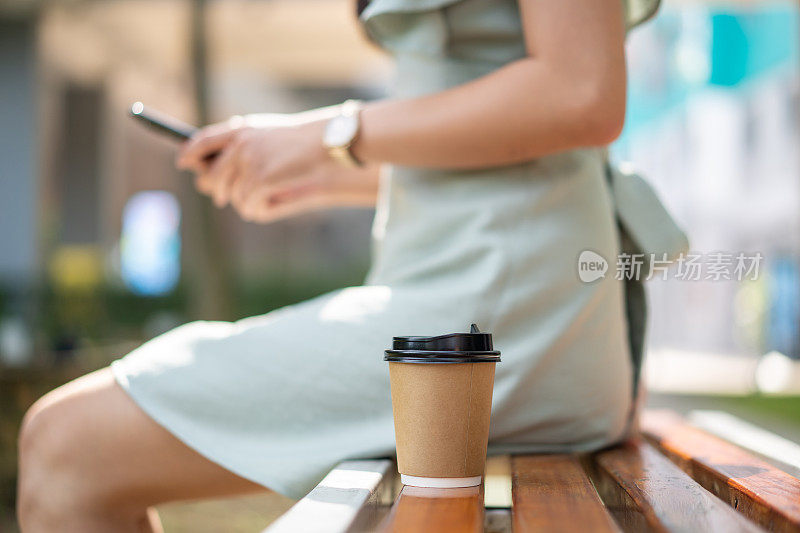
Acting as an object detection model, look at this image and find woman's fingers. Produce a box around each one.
[239,177,323,222]
[194,174,213,195]
[176,127,237,171]
[206,141,243,207]
[264,179,320,206]
[230,173,260,217]
[249,190,328,224]
[229,144,266,214]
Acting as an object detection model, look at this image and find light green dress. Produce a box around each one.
[112,0,659,499]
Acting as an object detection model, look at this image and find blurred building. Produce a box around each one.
[1,0,393,354]
[615,2,800,359]
[36,0,390,281]
[0,7,37,295]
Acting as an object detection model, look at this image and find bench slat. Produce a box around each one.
[687,409,800,479]
[264,459,393,533]
[380,485,484,532]
[643,410,800,533]
[591,440,763,533]
[511,454,619,532]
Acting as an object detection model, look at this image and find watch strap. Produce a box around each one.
[329,145,361,167]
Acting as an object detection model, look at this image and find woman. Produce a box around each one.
[18,0,659,530]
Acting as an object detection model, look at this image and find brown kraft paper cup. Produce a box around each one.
[385,325,500,488]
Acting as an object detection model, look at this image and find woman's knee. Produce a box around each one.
[17,370,129,527]
[18,393,73,526]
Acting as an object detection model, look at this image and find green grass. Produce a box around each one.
[650,392,800,443]
[714,394,800,426]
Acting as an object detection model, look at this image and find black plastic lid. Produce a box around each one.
[384,324,501,363]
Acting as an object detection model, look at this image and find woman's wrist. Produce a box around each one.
[348,99,402,167]
[243,104,345,130]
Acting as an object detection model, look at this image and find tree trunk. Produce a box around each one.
[181,0,234,320]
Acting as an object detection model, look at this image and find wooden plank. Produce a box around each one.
[379,485,484,532]
[264,459,394,533]
[688,409,800,479]
[643,410,800,533]
[590,440,763,533]
[511,454,619,532]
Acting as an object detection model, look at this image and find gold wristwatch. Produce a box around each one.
[323,99,363,167]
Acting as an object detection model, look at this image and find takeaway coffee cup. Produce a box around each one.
[384,324,500,488]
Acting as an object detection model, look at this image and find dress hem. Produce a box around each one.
[110,359,304,500]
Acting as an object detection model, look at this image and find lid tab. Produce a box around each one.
[385,324,500,364]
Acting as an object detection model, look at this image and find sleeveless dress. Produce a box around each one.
[112,0,659,499]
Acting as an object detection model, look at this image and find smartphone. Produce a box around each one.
[130,102,219,162]
[129,102,198,141]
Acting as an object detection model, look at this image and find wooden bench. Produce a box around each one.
[264,410,800,532]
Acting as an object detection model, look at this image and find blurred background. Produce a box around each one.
[0,0,798,530]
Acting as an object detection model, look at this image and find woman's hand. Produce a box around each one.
[176,114,379,223]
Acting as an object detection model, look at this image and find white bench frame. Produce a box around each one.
[263,460,394,533]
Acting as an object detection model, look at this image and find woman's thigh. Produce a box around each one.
[20,367,266,512]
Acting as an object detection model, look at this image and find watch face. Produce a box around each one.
[324,115,358,148]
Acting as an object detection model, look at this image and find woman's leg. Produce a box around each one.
[17,368,267,532]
